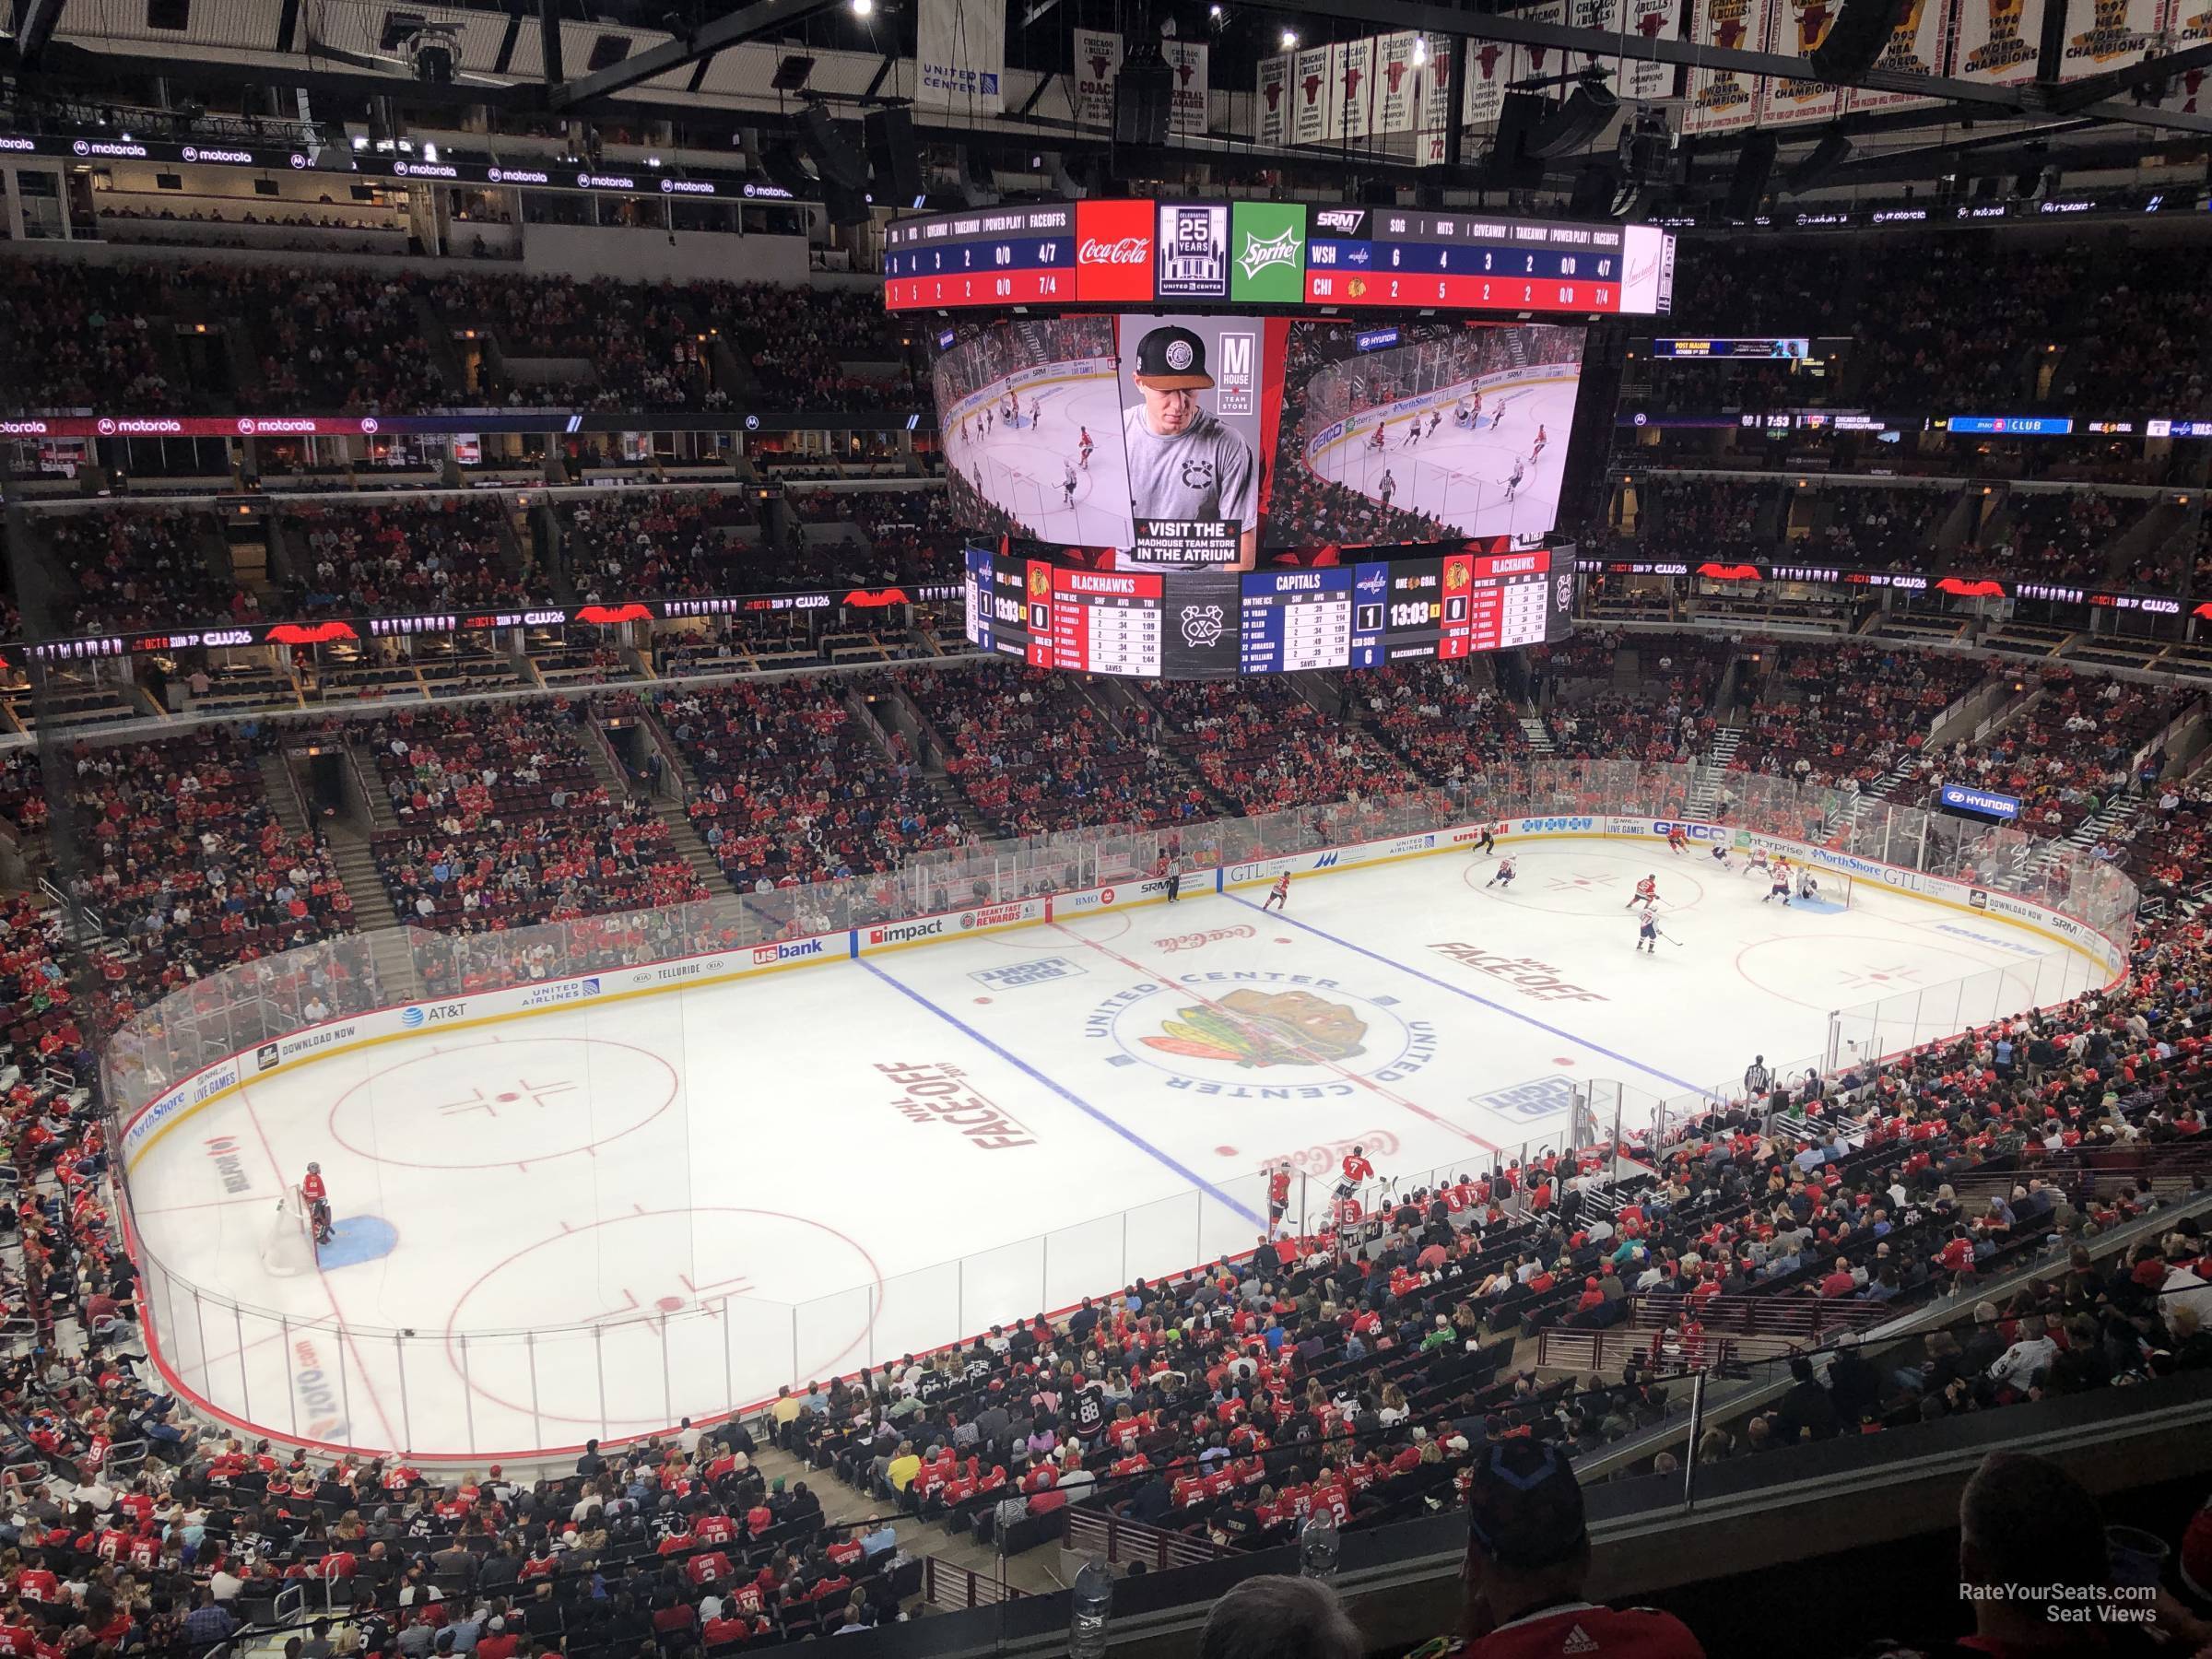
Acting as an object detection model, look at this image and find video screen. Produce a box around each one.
[1270,321,1587,547]
[933,316,1586,560]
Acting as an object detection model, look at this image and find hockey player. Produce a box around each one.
[1504,457,1525,502]
[1485,855,1519,890]
[1454,397,1475,429]
[1763,866,1793,906]
[301,1162,333,1246]
[1263,869,1291,912]
[1267,1161,1293,1226]
[1339,1145,1375,1199]
[1379,469,1397,508]
[1427,409,1442,437]
[1626,874,1658,911]
[1471,824,1497,857]
[1531,424,1549,464]
[1635,910,1666,955]
[1796,869,1822,905]
[1666,825,1689,855]
[1030,396,1042,428]
[1063,463,1078,510]
[1369,422,1388,454]
[1710,844,1734,871]
[1743,847,1771,879]
[1078,427,1094,470]
[1403,418,1422,448]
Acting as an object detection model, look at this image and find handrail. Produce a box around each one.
[922,1556,1024,1612]
[1064,1505,1227,1573]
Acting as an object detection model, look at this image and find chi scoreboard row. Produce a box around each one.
[963,546,1575,680]
[886,200,1674,319]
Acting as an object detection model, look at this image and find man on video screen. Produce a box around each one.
[1119,324,1258,572]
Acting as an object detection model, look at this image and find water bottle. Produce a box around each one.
[1068,1557,1113,1659]
[1300,1506,1341,1582]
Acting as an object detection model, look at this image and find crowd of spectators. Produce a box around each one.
[1141,680,1416,816]
[558,490,760,603]
[657,677,965,889]
[281,499,532,617]
[1961,490,2135,588]
[1353,663,1535,783]
[453,275,727,412]
[253,270,450,418]
[365,701,708,929]
[1623,478,1777,564]
[899,664,1206,836]
[1732,642,1992,790]
[1805,488,1948,571]
[38,511,256,637]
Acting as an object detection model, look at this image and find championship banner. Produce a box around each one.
[1845,0,1950,114]
[1074,29,1123,130]
[1293,45,1333,144]
[1255,52,1291,144]
[1567,0,1623,88]
[917,0,1005,112]
[1681,0,1771,133]
[1416,31,1456,162]
[1510,0,1571,92]
[1166,39,1211,135]
[1376,31,1425,133]
[1621,0,1684,100]
[2058,0,2166,76]
[1462,36,1512,132]
[1953,0,2044,88]
[1326,38,1377,138]
[1760,0,1845,123]
[2154,0,2209,114]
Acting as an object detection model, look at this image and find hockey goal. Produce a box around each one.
[261,1190,319,1277]
[1795,862,1855,911]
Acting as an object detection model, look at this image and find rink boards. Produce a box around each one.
[119,807,2125,1179]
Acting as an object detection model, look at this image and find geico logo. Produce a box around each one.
[1653,822,1726,841]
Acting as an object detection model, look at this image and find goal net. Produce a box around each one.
[261,1190,319,1277]
[1796,863,1855,912]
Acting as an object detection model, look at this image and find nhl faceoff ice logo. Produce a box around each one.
[1180,605,1226,647]
[1165,339,1195,372]
[1238,226,1303,282]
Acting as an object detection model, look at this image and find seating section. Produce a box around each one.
[558,489,762,600]
[282,498,529,615]
[253,270,449,415]
[1142,680,1418,815]
[1732,642,1994,789]
[1353,662,1534,782]
[367,702,708,928]
[900,664,1207,835]
[658,677,964,888]
[38,508,253,635]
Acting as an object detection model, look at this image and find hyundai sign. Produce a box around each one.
[1938,783,2021,823]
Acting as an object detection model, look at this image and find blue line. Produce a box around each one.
[858,959,1265,1227]
[1224,891,1707,1096]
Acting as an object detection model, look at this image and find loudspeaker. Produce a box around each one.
[863,107,924,208]
[798,103,866,193]
[823,180,873,226]
[958,144,999,207]
[763,143,817,200]
[1525,81,1620,159]
[1114,48,1174,147]
[1809,0,1910,80]
[1725,132,1778,218]
[1488,90,1550,188]
[1568,162,1619,218]
[1783,130,1853,194]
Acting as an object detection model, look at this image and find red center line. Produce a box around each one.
[1049,920,1501,1154]
[237,1086,404,1451]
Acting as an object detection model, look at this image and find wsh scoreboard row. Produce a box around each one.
[886,199,1674,319]
[963,547,1575,680]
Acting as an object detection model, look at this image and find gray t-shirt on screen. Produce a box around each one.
[1118,404,1256,568]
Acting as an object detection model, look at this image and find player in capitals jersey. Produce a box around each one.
[1117,324,1258,572]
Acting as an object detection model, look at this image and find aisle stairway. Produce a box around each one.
[1518,715,1557,756]
[1686,730,1742,819]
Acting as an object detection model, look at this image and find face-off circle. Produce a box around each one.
[325,1036,677,1169]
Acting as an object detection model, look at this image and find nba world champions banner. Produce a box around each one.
[1953,0,2045,88]
[1681,0,1771,133]
[2156,0,2208,114]
[2057,0,2168,76]
[1760,0,1845,123]
[1846,0,1952,114]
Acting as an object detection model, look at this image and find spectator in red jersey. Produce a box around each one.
[1422,1440,1703,1659]
[1197,1575,1363,1659]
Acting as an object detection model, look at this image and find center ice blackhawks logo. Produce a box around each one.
[1085,972,1437,1101]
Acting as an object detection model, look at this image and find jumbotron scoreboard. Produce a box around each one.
[964,546,1575,680]
[885,198,1675,319]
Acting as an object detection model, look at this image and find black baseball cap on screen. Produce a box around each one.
[1132,325,1215,392]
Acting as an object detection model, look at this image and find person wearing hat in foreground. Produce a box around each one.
[1410,1439,1703,1659]
[1118,324,1259,572]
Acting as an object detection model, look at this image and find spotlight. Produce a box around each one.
[1279,28,1298,47]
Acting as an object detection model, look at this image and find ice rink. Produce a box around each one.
[946,374,1135,547]
[1307,380,1583,544]
[124,841,2094,1458]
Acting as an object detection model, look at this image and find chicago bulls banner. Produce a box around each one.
[1954,0,2045,88]
[1759,0,1845,124]
[1681,0,1771,133]
[1292,45,1332,144]
[1375,31,1423,134]
[1165,39,1210,135]
[1073,29,1122,130]
[1255,52,1290,145]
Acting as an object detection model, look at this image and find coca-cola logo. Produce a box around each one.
[1079,236,1151,265]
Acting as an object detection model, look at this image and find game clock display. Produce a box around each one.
[967,546,1573,680]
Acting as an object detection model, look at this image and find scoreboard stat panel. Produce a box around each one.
[965,547,1573,680]
[885,200,1673,319]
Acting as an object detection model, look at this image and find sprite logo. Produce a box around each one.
[1238,225,1302,281]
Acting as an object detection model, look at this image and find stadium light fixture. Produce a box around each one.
[1280,28,1298,47]
[853,0,874,14]
[1412,35,1428,65]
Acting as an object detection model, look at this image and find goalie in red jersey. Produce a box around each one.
[301,1162,334,1246]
